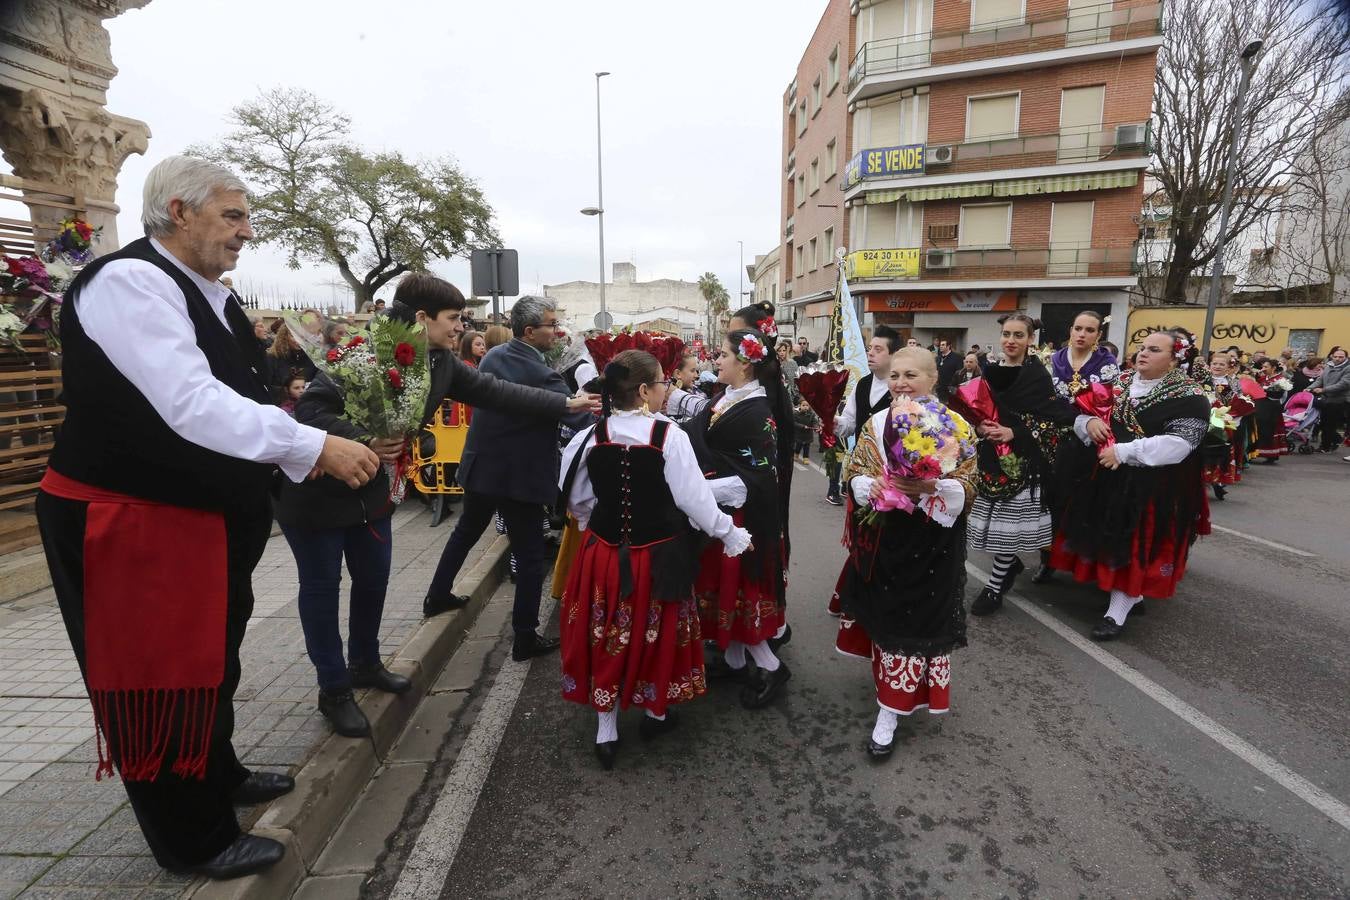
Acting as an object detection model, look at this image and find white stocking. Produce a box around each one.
[872,708,899,745]
[1105,590,1142,626]
[724,641,747,670]
[745,641,781,672]
[596,709,618,743]
[774,621,788,639]
[645,710,666,721]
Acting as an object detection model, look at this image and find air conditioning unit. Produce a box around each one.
[927,144,955,166]
[925,248,954,270]
[1115,123,1148,151]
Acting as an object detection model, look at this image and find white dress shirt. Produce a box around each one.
[76,238,326,482]
[849,409,967,527]
[560,411,751,556]
[1072,375,1196,467]
[834,371,890,440]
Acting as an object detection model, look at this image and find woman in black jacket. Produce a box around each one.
[275,273,597,737]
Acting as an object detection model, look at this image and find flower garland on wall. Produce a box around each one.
[0,218,101,352]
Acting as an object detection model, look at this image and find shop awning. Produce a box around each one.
[862,170,1139,205]
[992,170,1139,197]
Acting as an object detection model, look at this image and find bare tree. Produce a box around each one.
[1151,0,1350,303]
[1267,99,1350,301]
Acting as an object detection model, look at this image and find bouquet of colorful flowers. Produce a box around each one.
[43,218,100,265]
[287,313,431,504]
[862,396,974,523]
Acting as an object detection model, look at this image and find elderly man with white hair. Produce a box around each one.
[35,155,379,879]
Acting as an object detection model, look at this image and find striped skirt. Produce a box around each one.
[967,487,1052,554]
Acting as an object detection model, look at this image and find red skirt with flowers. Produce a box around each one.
[695,511,784,649]
[1050,503,1199,599]
[1202,449,1242,485]
[835,616,951,715]
[560,533,706,715]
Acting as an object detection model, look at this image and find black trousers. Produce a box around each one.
[428,491,546,635]
[1319,401,1347,451]
[35,491,269,869]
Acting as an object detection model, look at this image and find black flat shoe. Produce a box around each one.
[595,740,619,770]
[1006,555,1026,585]
[177,834,285,880]
[512,631,560,662]
[349,662,412,694]
[824,494,843,506]
[1212,483,1227,501]
[639,709,679,741]
[740,662,791,710]
[970,588,1002,616]
[766,623,793,653]
[318,689,370,737]
[704,656,750,682]
[423,592,469,618]
[232,771,295,805]
[1090,617,1125,641]
[867,737,894,760]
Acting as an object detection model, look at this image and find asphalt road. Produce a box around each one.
[375,452,1350,899]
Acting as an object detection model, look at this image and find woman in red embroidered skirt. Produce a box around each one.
[1051,330,1212,641]
[559,351,750,770]
[836,348,978,759]
[684,329,793,709]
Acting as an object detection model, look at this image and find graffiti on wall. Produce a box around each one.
[1129,321,1279,347]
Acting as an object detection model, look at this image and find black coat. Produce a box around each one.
[458,339,594,505]
[935,350,963,397]
[274,348,572,529]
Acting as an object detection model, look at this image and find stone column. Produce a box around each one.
[0,0,152,256]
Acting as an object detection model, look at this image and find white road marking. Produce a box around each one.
[1208,524,1315,558]
[390,596,557,900]
[969,563,1350,834]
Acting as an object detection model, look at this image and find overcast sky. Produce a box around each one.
[82,0,829,312]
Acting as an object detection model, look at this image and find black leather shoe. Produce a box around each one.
[349,662,412,694]
[1031,551,1055,584]
[178,834,285,880]
[740,662,791,709]
[766,623,793,653]
[1212,483,1227,501]
[232,772,295,805]
[705,656,750,682]
[1090,617,1125,641]
[423,592,469,618]
[595,740,619,770]
[970,588,1002,616]
[639,709,679,741]
[317,689,370,737]
[867,737,894,760]
[512,631,560,662]
[1005,555,1026,586]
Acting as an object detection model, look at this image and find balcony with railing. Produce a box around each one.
[842,122,1151,193]
[845,242,1139,282]
[849,1,1162,99]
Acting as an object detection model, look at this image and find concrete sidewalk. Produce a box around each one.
[0,501,508,899]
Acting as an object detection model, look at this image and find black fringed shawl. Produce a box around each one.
[976,358,1077,503]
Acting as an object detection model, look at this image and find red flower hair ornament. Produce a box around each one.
[759,316,778,339]
[736,334,767,363]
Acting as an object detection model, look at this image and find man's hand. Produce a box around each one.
[568,392,602,413]
[368,436,406,465]
[1086,418,1111,444]
[316,435,380,489]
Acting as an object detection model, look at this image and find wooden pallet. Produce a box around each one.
[0,334,61,553]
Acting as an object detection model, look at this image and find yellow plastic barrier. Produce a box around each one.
[412,399,470,495]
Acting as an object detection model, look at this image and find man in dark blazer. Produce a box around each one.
[934,338,963,401]
[424,296,593,660]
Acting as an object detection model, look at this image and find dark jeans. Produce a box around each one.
[281,516,393,691]
[1319,401,1347,451]
[794,440,811,459]
[36,491,265,869]
[428,491,546,635]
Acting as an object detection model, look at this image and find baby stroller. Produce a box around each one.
[1283,391,1319,455]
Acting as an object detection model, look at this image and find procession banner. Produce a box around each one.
[823,263,870,402]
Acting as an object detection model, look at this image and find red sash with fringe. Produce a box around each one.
[41,469,226,782]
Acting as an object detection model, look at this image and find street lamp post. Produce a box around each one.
[1201,39,1264,357]
[738,240,744,304]
[579,71,611,330]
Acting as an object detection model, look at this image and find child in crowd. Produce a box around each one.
[793,398,821,462]
[822,435,844,506]
[279,374,306,416]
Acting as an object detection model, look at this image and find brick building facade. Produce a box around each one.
[779,0,1162,353]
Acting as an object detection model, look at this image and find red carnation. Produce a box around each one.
[326,348,340,363]
[394,342,415,366]
[347,335,365,347]
[387,367,403,390]
[739,335,765,361]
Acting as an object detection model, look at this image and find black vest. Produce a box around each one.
[852,373,889,439]
[48,238,275,513]
[585,419,685,547]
